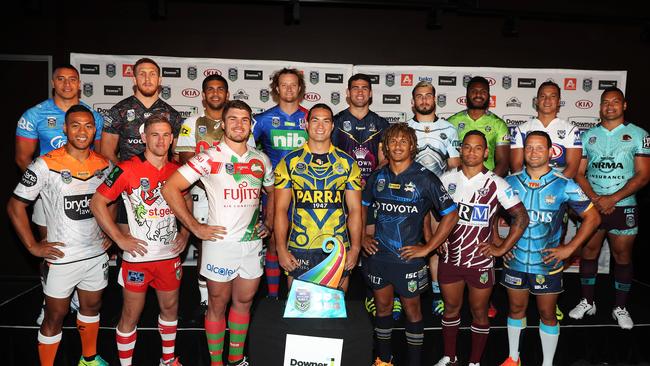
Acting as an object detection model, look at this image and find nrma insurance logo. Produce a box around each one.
[289,358,336,366]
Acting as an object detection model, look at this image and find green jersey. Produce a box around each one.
[448,110,510,170]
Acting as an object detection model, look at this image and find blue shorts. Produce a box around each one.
[500,267,563,295]
[362,256,429,298]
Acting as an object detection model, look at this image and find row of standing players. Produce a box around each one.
[9,58,649,366]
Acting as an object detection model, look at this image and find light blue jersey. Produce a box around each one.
[581,122,650,207]
[505,169,592,275]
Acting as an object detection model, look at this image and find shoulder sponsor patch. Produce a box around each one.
[104,166,124,188]
[21,168,38,187]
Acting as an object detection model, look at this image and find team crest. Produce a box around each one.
[228,68,238,81]
[175,268,182,280]
[458,122,465,130]
[343,120,352,132]
[225,163,235,175]
[437,94,447,108]
[333,163,345,174]
[295,288,311,312]
[535,275,546,285]
[47,117,57,129]
[140,177,150,191]
[369,123,377,132]
[83,82,93,97]
[589,136,597,145]
[440,133,447,140]
[61,170,72,184]
[622,134,632,142]
[485,126,492,132]
[331,91,340,105]
[477,188,489,197]
[309,71,319,85]
[479,272,489,284]
[271,117,281,128]
[295,162,307,174]
[106,63,116,78]
[407,280,417,293]
[583,78,593,92]
[404,182,416,192]
[626,214,635,227]
[198,125,207,136]
[126,109,136,122]
[545,195,556,205]
[260,89,270,103]
[557,130,566,139]
[385,73,395,87]
[299,118,307,129]
[161,85,171,100]
[463,75,472,88]
[187,66,197,80]
[502,75,512,89]
[377,178,386,192]
[448,183,456,194]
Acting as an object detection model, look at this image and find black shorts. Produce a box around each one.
[362,256,429,298]
[438,261,495,289]
[599,205,638,234]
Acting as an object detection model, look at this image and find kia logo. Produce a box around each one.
[304,92,321,102]
[182,88,200,98]
[456,96,467,106]
[486,77,497,86]
[575,100,593,109]
[203,69,222,76]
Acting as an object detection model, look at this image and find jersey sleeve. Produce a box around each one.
[569,125,582,147]
[495,176,521,210]
[170,110,183,137]
[511,124,525,149]
[361,171,377,207]
[427,171,457,216]
[102,105,122,135]
[92,111,104,141]
[175,119,197,153]
[13,158,48,202]
[565,179,592,215]
[16,109,38,140]
[447,127,460,158]
[177,151,212,185]
[96,163,130,201]
[252,117,263,142]
[346,160,362,190]
[580,130,592,158]
[496,118,511,146]
[262,153,274,187]
[274,156,292,189]
[636,128,650,157]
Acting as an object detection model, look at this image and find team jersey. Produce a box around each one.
[362,162,457,264]
[448,110,510,170]
[505,169,592,275]
[252,105,309,168]
[102,96,182,161]
[332,109,389,183]
[275,144,362,250]
[177,142,274,243]
[96,154,181,263]
[581,122,650,207]
[440,168,521,269]
[175,112,255,154]
[407,117,460,176]
[511,118,581,170]
[13,148,111,264]
[16,99,104,156]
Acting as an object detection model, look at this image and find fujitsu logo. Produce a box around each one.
[224,181,260,203]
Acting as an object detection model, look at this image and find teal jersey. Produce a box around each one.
[581,122,650,206]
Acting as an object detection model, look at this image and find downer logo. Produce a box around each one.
[598,80,617,89]
[438,76,457,86]
[518,78,536,88]
[162,67,181,77]
[289,358,335,366]
[383,94,401,104]
[244,70,263,80]
[80,64,100,74]
[104,86,123,96]
[64,194,94,220]
[368,74,380,84]
[325,73,344,83]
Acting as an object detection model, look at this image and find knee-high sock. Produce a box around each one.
[205,317,226,366]
[375,315,393,362]
[116,327,137,366]
[405,320,424,366]
[158,316,178,362]
[228,309,250,364]
[77,313,100,359]
[38,331,61,366]
[539,322,559,366]
[614,262,633,308]
[580,258,598,303]
[442,315,461,358]
[265,252,280,297]
[506,317,526,361]
[469,322,490,364]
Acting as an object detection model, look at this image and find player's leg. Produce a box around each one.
[153,257,183,365]
[227,276,261,365]
[466,269,495,366]
[393,260,428,366]
[435,280,464,366]
[39,295,71,366]
[115,261,149,366]
[500,268,530,366]
[428,216,444,316]
[76,254,110,366]
[399,294,424,366]
[206,280,233,366]
[569,229,606,319]
[536,293,560,366]
[608,231,636,329]
[373,284,396,365]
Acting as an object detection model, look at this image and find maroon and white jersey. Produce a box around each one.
[440,168,521,269]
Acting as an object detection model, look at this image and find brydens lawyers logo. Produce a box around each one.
[182,88,200,98]
[401,74,413,86]
[575,100,594,109]
[304,92,321,102]
[564,78,577,90]
[203,69,222,76]
[123,64,134,77]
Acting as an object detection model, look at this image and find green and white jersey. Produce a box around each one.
[448,110,510,170]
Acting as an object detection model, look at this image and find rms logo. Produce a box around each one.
[304,92,321,102]
[203,69,222,76]
[575,100,594,109]
[181,88,200,98]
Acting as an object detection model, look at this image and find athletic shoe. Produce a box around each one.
[372,357,394,366]
[568,298,596,319]
[433,355,458,366]
[499,356,521,366]
[392,297,402,320]
[488,302,497,318]
[556,304,564,321]
[432,299,445,317]
[159,357,183,366]
[78,355,109,366]
[612,307,634,329]
[36,303,45,325]
[468,363,480,366]
[228,356,249,366]
[365,297,376,316]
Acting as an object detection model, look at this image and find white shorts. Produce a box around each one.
[42,253,109,298]
[32,196,46,227]
[200,240,264,282]
[191,185,209,224]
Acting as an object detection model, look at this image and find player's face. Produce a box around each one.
[412,86,435,115]
[277,73,301,103]
[347,79,371,108]
[460,135,488,168]
[134,62,161,98]
[223,108,252,143]
[306,108,334,143]
[466,82,490,110]
[600,91,627,122]
[63,111,96,150]
[386,133,413,163]
[524,135,552,168]
[203,80,229,112]
[536,85,560,115]
[52,68,80,101]
[143,122,173,157]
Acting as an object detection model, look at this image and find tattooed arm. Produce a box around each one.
[479,202,529,258]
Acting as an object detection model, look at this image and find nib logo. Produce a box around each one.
[271,130,308,150]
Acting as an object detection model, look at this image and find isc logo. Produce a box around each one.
[271,131,307,150]
[458,203,489,226]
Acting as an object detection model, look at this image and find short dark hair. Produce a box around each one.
[467,76,490,92]
[53,64,79,78]
[347,73,372,90]
[524,130,552,149]
[463,130,488,148]
[307,103,333,121]
[270,68,305,102]
[64,104,93,123]
[381,123,418,160]
[601,87,625,101]
[133,57,160,75]
[222,100,252,120]
[412,81,435,98]
[537,81,561,100]
[202,74,228,93]
[144,114,172,131]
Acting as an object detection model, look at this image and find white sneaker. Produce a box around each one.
[612,307,634,329]
[434,356,458,366]
[568,298,596,319]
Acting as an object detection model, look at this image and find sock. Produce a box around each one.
[38,331,61,366]
[77,312,100,359]
[116,327,137,366]
[228,309,250,364]
[375,315,393,362]
[265,252,280,297]
[579,258,598,303]
[432,281,441,299]
[441,315,460,359]
[614,262,633,308]
[506,317,526,361]
[159,316,178,363]
[405,320,424,366]
[206,317,226,366]
[539,322,559,366]
[199,278,209,304]
[469,322,490,364]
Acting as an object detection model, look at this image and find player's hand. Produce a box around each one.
[278,250,299,272]
[256,222,271,239]
[436,242,448,256]
[478,242,507,258]
[170,231,190,254]
[542,245,574,265]
[399,245,430,261]
[100,233,113,251]
[192,223,227,241]
[116,234,148,257]
[595,195,616,215]
[503,247,516,261]
[29,240,65,260]
[362,235,379,256]
[345,247,360,271]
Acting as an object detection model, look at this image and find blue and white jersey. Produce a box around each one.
[505,169,592,275]
[16,99,104,156]
[252,105,309,169]
[407,117,459,177]
[511,117,581,170]
[362,161,457,264]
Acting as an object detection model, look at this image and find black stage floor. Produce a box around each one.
[1,267,649,366]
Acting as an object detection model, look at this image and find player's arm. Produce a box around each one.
[15,138,38,172]
[179,152,194,164]
[90,191,148,257]
[446,128,461,171]
[574,157,598,201]
[345,189,362,270]
[598,155,650,214]
[401,208,458,260]
[543,204,600,264]
[480,203,528,258]
[263,185,275,233]
[494,144,511,177]
[360,205,379,255]
[510,148,523,174]
[99,132,120,163]
[8,197,64,260]
[170,192,193,254]
[274,187,298,272]
[563,148,582,179]
[447,157,460,170]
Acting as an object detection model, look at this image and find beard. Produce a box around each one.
[467,97,489,110]
[137,85,158,98]
[414,104,434,116]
